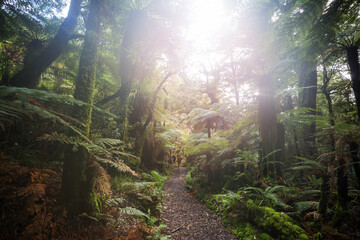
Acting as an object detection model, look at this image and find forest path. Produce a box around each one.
[161,167,237,240]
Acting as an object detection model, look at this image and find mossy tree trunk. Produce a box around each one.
[60,0,102,216]
[73,0,101,136]
[60,145,97,216]
[9,0,82,88]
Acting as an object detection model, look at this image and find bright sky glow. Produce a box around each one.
[183,0,230,79]
[185,0,227,51]
[56,0,70,18]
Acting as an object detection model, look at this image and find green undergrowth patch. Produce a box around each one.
[192,187,309,240]
[108,170,170,239]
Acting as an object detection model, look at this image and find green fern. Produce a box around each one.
[150,170,167,189]
[106,197,126,207]
[94,156,138,177]
[241,185,291,209]
[119,206,148,218]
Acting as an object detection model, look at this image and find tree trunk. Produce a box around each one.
[258,75,277,176]
[335,155,348,210]
[60,145,96,216]
[346,46,360,119]
[9,0,82,88]
[318,173,330,215]
[275,123,285,177]
[207,120,211,138]
[345,46,360,188]
[350,142,360,188]
[73,0,101,135]
[318,66,335,215]
[140,121,157,170]
[298,59,317,158]
[60,0,102,216]
[321,64,336,151]
[285,95,301,157]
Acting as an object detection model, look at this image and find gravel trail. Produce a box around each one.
[161,167,237,240]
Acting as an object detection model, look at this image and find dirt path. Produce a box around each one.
[161,167,237,240]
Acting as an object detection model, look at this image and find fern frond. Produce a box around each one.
[94,138,123,148]
[119,207,148,218]
[106,197,126,207]
[94,156,139,177]
[0,100,26,131]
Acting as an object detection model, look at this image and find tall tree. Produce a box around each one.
[60,0,102,216]
[298,58,317,157]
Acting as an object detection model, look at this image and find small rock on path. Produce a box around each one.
[161,167,237,240]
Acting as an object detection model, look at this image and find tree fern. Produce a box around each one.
[0,87,138,177]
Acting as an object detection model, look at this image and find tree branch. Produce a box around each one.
[140,72,175,134]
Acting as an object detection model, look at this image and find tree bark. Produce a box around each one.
[60,0,102,216]
[350,142,360,188]
[9,0,82,88]
[60,145,96,216]
[345,46,360,188]
[321,65,335,151]
[275,123,285,177]
[318,173,330,215]
[346,46,360,119]
[337,155,348,210]
[298,59,317,158]
[73,0,101,136]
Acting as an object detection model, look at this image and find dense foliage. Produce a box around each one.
[1,0,360,239]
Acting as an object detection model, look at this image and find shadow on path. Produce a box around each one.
[161,167,237,240]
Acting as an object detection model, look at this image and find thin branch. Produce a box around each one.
[140,72,175,134]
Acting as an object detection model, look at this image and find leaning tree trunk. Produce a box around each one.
[60,0,102,217]
[10,0,82,88]
[298,59,317,158]
[258,75,277,176]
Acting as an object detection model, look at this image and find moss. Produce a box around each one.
[246,199,309,239]
[232,223,259,239]
[259,233,271,240]
[309,221,320,229]
[298,233,309,240]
